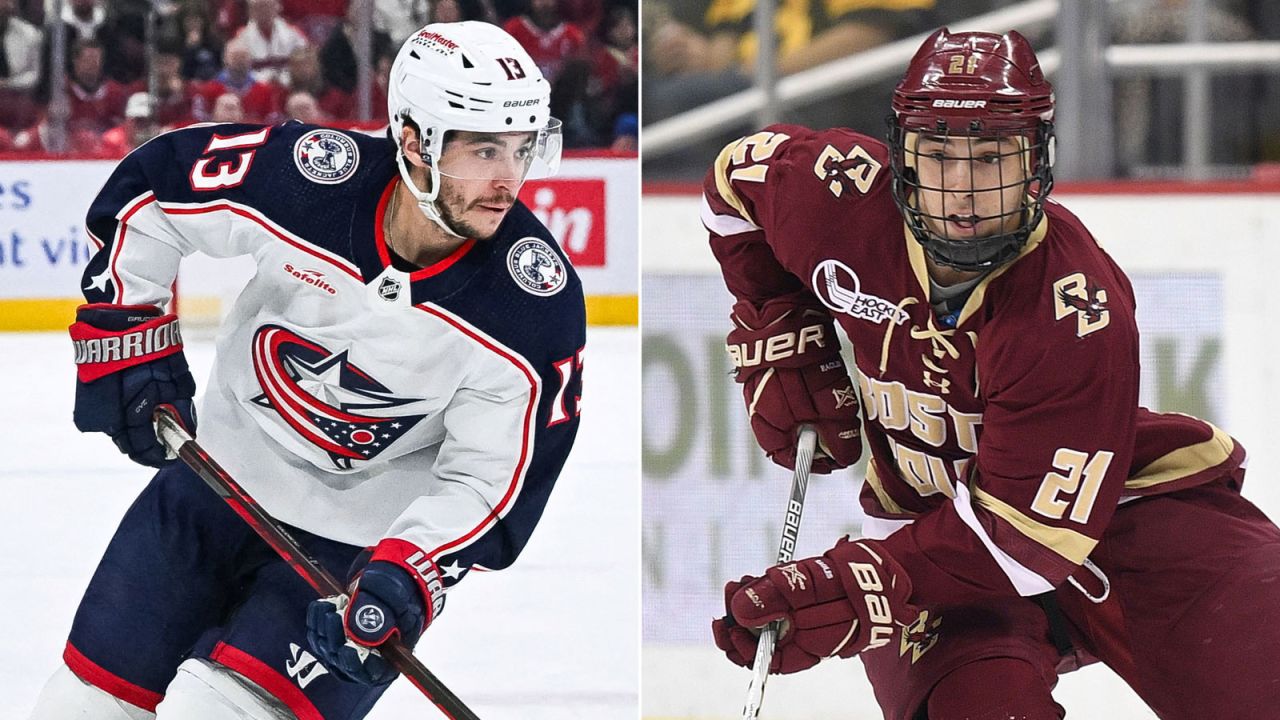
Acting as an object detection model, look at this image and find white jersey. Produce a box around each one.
[82,122,585,584]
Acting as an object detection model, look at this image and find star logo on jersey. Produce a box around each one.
[250,325,426,469]
[1053,272,1110,338]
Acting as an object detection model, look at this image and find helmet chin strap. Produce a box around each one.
[395,152,465,240]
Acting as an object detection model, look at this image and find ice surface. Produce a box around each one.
[0,327,639,719]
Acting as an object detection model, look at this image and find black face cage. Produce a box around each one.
[887,117,1055,272]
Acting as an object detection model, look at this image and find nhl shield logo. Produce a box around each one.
[378,276,402,301]
[293,130,359,184]
[507,237,566,296]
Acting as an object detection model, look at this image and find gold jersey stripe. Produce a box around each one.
[865,460,913,516]
[955,211,1049,326]
[712,139,760,228]
[971,485,1098,564]
[1126,423,1235,490]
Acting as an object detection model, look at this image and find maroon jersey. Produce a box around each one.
[704,125,1245,604]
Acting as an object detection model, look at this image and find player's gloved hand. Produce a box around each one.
[726,298,861,473]
[69,304,196,467]
[712,537,916,674]
[306,539,446,685]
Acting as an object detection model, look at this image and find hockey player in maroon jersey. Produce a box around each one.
[707,28,1280,719]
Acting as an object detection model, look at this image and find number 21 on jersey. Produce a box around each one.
[1032,448,1115,524]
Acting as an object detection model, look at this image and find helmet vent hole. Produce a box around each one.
[529,115,535,123]
[461,54,474,69]
[409,50,421,60]
[505,117,513,125]
[448,101,465,109]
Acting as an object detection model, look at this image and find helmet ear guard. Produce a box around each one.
[888,28,1055,272]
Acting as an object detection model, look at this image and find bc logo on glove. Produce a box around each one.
[356,606,386,634]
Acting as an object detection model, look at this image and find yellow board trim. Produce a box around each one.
[0,294,639,330]
[0,299,79,330]
[826,0,936,15]
[971,485,1097,564]
[585,294,639,326]
[1127,422,1235,490]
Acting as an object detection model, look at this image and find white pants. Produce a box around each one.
[26,660,294,720]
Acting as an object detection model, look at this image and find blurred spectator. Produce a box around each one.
[232,0,308,84]
[152,45,198,127]
[280,0,347,43]
[175,5,223,81]
[375,0,429,44]
[590,4,636,103]
[57,0,105,42]
[611,111,636,152]
[210,91,244,123]
[558,0,603,37]
[504,0,587,83]
[432,0,490,24]
[0,0,40,87]
[284,89,325,123]
[66,38,129,135]
[320,3,392,95]
[101,90,156,156]
[196,39,277,122]
[0,0,43,130]
[273,46,352,121]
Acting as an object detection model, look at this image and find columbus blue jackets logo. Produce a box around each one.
[250,325,424,469]
[507,237,566,296]
[293,129,359,184]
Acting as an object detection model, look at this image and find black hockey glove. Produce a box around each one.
[69,304,196,467]
[306,539,445,685]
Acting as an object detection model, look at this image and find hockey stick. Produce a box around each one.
[741,424,818,720]
[152,406,481,720]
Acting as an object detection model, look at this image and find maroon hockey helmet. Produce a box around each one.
[888,28,1055,271]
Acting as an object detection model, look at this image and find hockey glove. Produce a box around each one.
[69,304,196,467]
[727,298,861,473]
[712,537,916,674]
[306,539,446,686]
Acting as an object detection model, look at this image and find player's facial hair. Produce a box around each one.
[436,179,515,242]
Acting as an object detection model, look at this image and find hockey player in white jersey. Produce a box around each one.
[30,21,584,719]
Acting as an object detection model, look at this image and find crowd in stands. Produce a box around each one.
[642,0,1280,180]
[0,0,637,156]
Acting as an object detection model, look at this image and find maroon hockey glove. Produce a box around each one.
[727,299,861,473]
[712,537,916,674]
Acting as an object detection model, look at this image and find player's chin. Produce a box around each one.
[466,208,510,240]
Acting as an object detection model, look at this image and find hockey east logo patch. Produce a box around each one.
[293,129,359,184]
[507,237,567,296]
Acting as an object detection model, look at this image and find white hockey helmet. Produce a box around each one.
[387,21,562,236]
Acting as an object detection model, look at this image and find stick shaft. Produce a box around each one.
[741,425,818,719]
[153,408,481,720]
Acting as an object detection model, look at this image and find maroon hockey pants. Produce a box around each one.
[861,477,1280,719]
